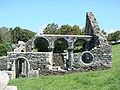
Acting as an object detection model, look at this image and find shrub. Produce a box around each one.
[0,43,11,56]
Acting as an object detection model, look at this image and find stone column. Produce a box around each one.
[67,48,73,70]
[48,48,54,65]
[27,62,30,78]
[12,61,16,79]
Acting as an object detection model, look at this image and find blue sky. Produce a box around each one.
[0,0,120,34]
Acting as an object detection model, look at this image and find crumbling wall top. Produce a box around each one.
[85,12,108,45]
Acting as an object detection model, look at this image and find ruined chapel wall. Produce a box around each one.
[7,52,52,71]
[73,44,112,71]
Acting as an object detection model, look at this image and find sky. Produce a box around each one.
[0,0,120,34]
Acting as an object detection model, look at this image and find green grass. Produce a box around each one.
[0,56,7,59]
[8,44,120,90]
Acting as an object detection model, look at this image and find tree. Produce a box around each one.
[19,29,37,42]
[101,29,107,36]
[10,27,37,44]
[42,24,83,53]
[54,38,68,53]
[43,23,58,34]
[0,31,2,43]
[10,27,21,44]
[81,27,85,35]
[107,30,120,43]
[71,25,81,35]
[0,27,11,44]
[58,24,72,35]
[0,43,11,56]
[34,37,49,52]
[113,30,120,42]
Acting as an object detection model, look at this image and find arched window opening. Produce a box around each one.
[34,37,49,52]
[54,38,68,53]
[15,58,28,78]
[53,38,68,67]
[73,39,87,53]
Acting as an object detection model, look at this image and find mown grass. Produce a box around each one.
[8,44,120,90]
[0,56,7,59]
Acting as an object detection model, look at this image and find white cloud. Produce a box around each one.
[36,24,48,34]
[109,29,116,33]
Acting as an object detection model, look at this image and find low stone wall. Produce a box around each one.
[0,58,7,70]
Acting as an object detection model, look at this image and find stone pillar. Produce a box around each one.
[67,49,73,70]
[12,61,16,79]
[22,62,24,74]
[48,48,54,65]
[27,62,30,78]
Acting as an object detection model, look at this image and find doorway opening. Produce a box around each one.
[15,58,29,78]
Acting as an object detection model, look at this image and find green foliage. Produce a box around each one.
[43,23,83,35]
[73,40,84,53]
[107,32,114,41]
[0,43,11,56]
[54,38,68,53]
[107,30,120,43]
[58,24,72,35]
[81,27,86,35]
[10,27,37,44]
[43,23,58,34]
[58,25,82,35]
[19,29,37,42]
[8,44,120,90]
[10,27,21,44]
[33,49,38,52]
[34,37,49,52]
[0,26,37,56]
[101,29,107,35]
[43,23,83,53]
[113,30,120,42]
[0,27,11,43]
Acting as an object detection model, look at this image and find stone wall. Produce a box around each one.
[6,45,112,78]
[7,52,52,71]
[3,12,112,78]
[53,53,67,66]
[25,35,92,52]
[73,45,112,71]
[85,12,108,45]
[0,58,7,70]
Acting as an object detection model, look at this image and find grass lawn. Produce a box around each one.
[0,56,7,59]
[8,44,120,90]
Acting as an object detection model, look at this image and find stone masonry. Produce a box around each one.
[0,12,112,79]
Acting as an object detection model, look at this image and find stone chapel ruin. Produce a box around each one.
[1,12,112,79]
